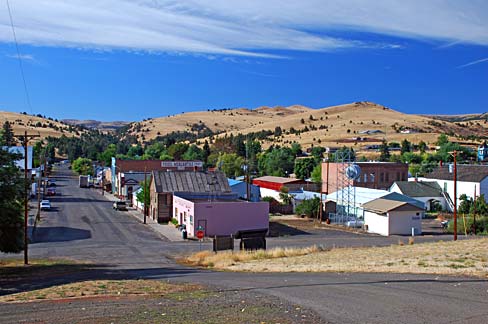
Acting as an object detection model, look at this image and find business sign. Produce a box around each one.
[161,161,203,170]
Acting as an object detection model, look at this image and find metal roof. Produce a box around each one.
[152,171,231,194]
[362,198,424,214]
[253,176,304,184]
[392,181,443,197]
[424,165,488,183]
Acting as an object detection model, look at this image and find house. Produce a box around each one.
[173,195,269,238]
[362,198,424,236]
[149,170,231,223]
[417,165,488,210]
[322,162,408,192]
[478,141,488,162]
[390,181,446,211]
[3,146,33,170]
[110,158,203,196]
[325,187,424,222]
[228,178,261,202]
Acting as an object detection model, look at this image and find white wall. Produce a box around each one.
[414,177,482,209]
[364,211,389,236]
[259,187,281,202]
[388,210,422,235]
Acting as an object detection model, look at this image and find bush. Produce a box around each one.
[295,197,320,218]
[446,215,488,235]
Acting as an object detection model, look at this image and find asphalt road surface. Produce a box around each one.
[1,165,487,324]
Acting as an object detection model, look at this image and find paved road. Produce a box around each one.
[2,164,488,324]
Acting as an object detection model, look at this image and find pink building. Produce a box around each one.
[173,195,269,238]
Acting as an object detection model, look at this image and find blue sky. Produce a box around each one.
[0,1,487,121]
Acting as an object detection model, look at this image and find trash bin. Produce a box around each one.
[182,229,187,240]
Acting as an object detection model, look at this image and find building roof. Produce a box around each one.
[392,181,443,198]
[228,178,243,186]
[253,176,304,184]
[327,187,424,209]
[362,198,424,214]
[115,159,202,173]
[424,165,488,183]
[152,171,231,194]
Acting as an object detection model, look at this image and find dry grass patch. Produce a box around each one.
[186,245,326,268]
[186,238,488,277]
[0,280,202,303]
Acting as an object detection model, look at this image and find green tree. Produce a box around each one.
[217,153,245,177]
[144,142,166,159]
[400,139,411,154]
[182,144,204,161]
[1,121,14,146]
[127,144,144,158]
[202,140,211,163]
[294,158,316,180]
[258,147,294,176]
[0,148,24,253]
[418,140,427,153]
[136,179,150,208]
[72,157,93,175]
[379,140,391,162]
[458,194,472,214]
[99,144,117,166]
[168,143,189,160]
[311,163,322,184]
[295,197,321,218]
[279,186,293,205]
[436,134,449,146]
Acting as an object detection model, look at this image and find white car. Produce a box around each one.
[346,219,364,228]
[40,200,51,211]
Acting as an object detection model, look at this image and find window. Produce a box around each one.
[190,215,193,225]
[380,172,384,183]
[364,174,368,182]
[396,172,400,181]
[386,173,389,182]
[402,173,406,181]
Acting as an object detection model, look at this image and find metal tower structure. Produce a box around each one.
[334,149,359,224]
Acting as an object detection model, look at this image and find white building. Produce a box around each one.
[414,165,488,211]
[390,181,446,211]
[362,198,423,236]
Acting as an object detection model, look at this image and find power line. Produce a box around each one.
[6,0,33,114]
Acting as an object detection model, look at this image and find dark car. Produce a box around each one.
[46,188,56,196]
[113,201,127,211]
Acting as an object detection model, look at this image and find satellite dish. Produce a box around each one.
[345,164,361,180]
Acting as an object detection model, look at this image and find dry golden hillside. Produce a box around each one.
[127,102,488,151]
[0,111,84,140]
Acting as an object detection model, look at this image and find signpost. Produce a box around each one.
[196,225,205,251]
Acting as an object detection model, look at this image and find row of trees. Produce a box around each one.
[0,122,24,253]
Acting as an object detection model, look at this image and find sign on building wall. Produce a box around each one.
[161,161,203,170]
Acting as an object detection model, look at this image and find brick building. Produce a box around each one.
[321,162,408,192]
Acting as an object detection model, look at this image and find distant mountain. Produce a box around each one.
[422,113,488,123]
[61,119,130,131]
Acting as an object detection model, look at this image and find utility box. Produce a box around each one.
[235,228,268,251]
[213,235,234,252]
[79,175,89,188]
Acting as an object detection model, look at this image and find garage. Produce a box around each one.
[362,198,424,236]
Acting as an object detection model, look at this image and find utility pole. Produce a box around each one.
[14,131,40,265]
[450,150,458,241]
[473,186,477,235]
[144,165,147,224]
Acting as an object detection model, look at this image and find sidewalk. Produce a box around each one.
[100,189,184,242]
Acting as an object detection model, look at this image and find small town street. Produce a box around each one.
[1,165,488,324]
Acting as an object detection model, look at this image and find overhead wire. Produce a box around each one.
[6,0,33,114]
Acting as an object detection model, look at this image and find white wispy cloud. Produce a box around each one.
[0,1,486,58]
[5,53,35,61]
[457,57,488,69]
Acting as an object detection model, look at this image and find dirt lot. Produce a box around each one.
[0,285,325,324]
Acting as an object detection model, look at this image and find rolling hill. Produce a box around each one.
[126,102,488,151]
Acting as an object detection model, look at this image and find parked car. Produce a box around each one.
[47,179,56,187]
[346,219,364,228]
[40,200,51,211]
[113,201,127,211]
[46,188,56,196]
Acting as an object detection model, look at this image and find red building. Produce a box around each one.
[252,176,308,191]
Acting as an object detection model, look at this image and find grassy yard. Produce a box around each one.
[186,238,488,277]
